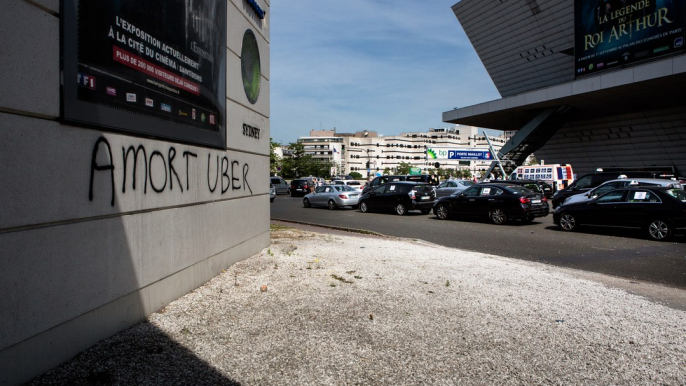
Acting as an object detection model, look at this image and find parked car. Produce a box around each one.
[358,181,435,215]
[269,183,276,202]
[560,178,683,207]
[432,183,549,224]
[553,186,686,241]
[303,185,361,210]
[333,179,364,192]
[270,177,290,195]
[551,170,673,208]
[362,175,408,194]
[290,179,313,197]
[434,179,475,197]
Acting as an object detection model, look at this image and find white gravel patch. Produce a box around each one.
[29,227,686,385]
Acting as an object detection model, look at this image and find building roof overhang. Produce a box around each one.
[443,55,686,131]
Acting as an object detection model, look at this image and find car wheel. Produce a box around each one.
[360,201,369,213]
[287,188,291,195]
[436,204,449,220]
[327,200,337,210]
[395,203,407,216]
[303,198,311,208]
[490,207,507,225]
[647,219,672,241]
[270,198,275,203]
[420,209,431,215]
[559,213,577,231]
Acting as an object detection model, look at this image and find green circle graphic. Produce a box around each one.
[241,30,261,104]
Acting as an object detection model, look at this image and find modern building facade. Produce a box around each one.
[294,127,508,177]
[444,0,686,176]
[0,1,270,384]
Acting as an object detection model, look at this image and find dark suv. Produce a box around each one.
[358,181,435,215]
[290,179,312,197]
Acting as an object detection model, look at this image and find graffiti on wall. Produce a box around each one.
[89,137,252,206]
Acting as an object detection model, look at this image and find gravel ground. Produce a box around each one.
[28,225,686,385]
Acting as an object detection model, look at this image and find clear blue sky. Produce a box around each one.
[269,1,502,145]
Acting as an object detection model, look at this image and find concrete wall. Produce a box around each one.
[0,0,270,384]
[453,0,575,97]
[536,106,686,175]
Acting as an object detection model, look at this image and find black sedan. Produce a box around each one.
[432,183,549,224]
[553,187,686,241]
[358,181,435,215]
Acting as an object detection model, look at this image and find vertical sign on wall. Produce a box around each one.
[62,0,227,148]
[575,0,686,77]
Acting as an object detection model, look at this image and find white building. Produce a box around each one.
[294,127,508,178]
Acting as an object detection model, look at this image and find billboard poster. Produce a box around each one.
[426,148,493,160]
[63,0,227,148]
[575,0,686,77]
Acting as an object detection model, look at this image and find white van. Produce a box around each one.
[511,164,575,192]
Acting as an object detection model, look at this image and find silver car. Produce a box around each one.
[561,177,683,206]
[303,185,361,210]
[434,179,475,197]
[270,177,290,195]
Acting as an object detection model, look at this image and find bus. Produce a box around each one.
[510,164,574,192]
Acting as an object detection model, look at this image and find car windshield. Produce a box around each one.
[335,185,355,192]
[665,189,686,202]
[461,181,475,186]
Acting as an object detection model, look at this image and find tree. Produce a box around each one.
[396,161,412,175]
[349,171,362,180]
[269,139,281,176]
[282,142,312,178]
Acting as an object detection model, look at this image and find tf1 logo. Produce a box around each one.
[77,72,96,90]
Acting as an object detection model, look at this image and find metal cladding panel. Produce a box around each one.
[534,106,686,175]
[453,0,575,97]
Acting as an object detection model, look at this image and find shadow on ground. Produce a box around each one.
[25,322,240,386]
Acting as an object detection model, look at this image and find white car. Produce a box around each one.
[560,178,683,207]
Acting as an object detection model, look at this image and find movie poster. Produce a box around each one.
[63,0,227,147]
[575,0,685,76]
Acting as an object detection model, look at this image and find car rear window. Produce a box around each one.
[412,184,433,194]
[292,180,307,186]
[505,186,535,195]
[347,181,361,186]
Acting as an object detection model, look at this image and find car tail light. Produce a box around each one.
[541,196,548,202]
[339,194,348,199]
[304,184,308,189]
[519,196,531,204]
[408,190,416,200]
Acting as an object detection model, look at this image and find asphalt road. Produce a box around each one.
[270,194,686,290]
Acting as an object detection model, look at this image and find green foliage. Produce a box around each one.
[395,161,412,175]
[349,171,363,179]
[269,139,281,176]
